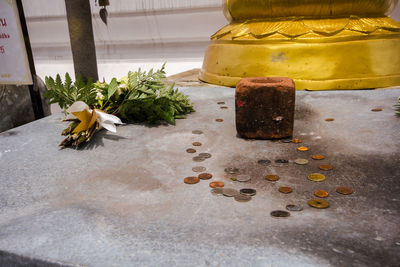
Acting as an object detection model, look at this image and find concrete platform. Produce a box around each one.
[0,87,399,267]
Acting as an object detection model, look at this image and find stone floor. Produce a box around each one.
[0,87,399,267]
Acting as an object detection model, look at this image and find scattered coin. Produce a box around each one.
[233,174,251,182]
[199,153,212,159]
[192,142,202,146]
[224,167,239,174]
[308,173,326,182]
[325,118,335,122]
[279,187,293,194]
[298,146,309,151]
[271,210,291,217]
[198,173,213,180]
[336,187,354,195]
[240,188,256,196]
[217,101,225,105]
[371,108,383,112]
[186,148,196,153]
[319,164,333,171]
[193,156,206,162]
[312,154,325,160]
[192,130,203,134]
[266,174,280,181]
[294,158,309,165]
[192,166,206,172]
[286,204,303,211]
[275,159,289,164]
[258,159,271,165]
[234,194,252,202]
[211,188,224,195]
[292,139,302,143]
[215,118,224,122]
[184,176,200,184]
[222,188,240,197]
[308,199,330,209]
[209,181,224,188]
[280,139,292,143]
[220,106,228,109]
[314,190,329,198]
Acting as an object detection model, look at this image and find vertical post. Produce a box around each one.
[16,0,44,119]
[65,0,98,82]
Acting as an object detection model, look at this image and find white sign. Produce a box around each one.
[0,0,32,85]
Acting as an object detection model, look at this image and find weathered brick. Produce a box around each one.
[235,77,295,139]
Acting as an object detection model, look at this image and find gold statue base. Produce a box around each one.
[200,17,400,90]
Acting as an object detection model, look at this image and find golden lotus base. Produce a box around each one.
[200,17,400,90]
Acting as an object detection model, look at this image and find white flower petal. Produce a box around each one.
[101,121,117,133]
[66,101,90,119]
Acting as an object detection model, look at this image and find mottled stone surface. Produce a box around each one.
[236,77,295,139]
[0,87,399,267]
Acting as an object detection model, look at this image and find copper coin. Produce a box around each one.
[217,101,225,105]
[312,154,325,160]
[192,166,206,172]
[211,188,223,195]
[220,106,228,109]
[275,159,289,164]
[314,190,329,198]
[224,167,239,174]
[279,187,293,194]
[297,146,309,151]
[240,188,256,196]
[192,142,202,146]
[292,139,302,144]
[199,153,212,159]
[266,175,280,181]
[271,210,290,217]
[186,148,196,153]
[222,188,240,197]
[192,156,205,162]
[308,173,326,182]
[198,173,213,180]
[286,204,303,211]
[336,187,354,195]
[294,158,309,165]
[216,118,224,122]
[234,194,252,202]
[209,181,224,188]
[325,118,335,122]
[319,164,333,171]
[371,108,383,112]
[192,130,203,134]
[258,159,271,165]
[184,176,200,184]
[308,199,330,209]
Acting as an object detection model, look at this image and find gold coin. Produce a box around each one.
[192,142,202,146]
[336,187,354,195]
[209,181,224,188]
[308,199,330,209]
[371,108,383,112]
[297,146,309,151]
[314,190,329,198]
[198,173,213,180]
[186,148,196,153]
[216,118,224,122]
[184,176,200,184]
[279,187,293,194]
[266,174,280,181]
[292,139,302,144]
[308,173,326,182]
[325,118,335,122]
[319,164,333,171]
[312,154,325,160]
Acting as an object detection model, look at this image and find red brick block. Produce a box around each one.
[235,77,295,139]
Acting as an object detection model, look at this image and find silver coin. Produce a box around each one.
[192,130,203,134]
[192,156,205,162]
[294,158,309,165]
[271,210,291,217]
[224,167,239,174]
[275,159,289,164]
[240,188,256,196]
[222,188,240,197]
[280,139,292,143]
[234,174,251,182]
[286,204,303,211]
[198,153,212,159]
[258,159,271,165]
[192,166,206,172]
[211,188,223,195]
[234,194,252,202]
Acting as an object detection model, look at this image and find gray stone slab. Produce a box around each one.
[0,87,399,267]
